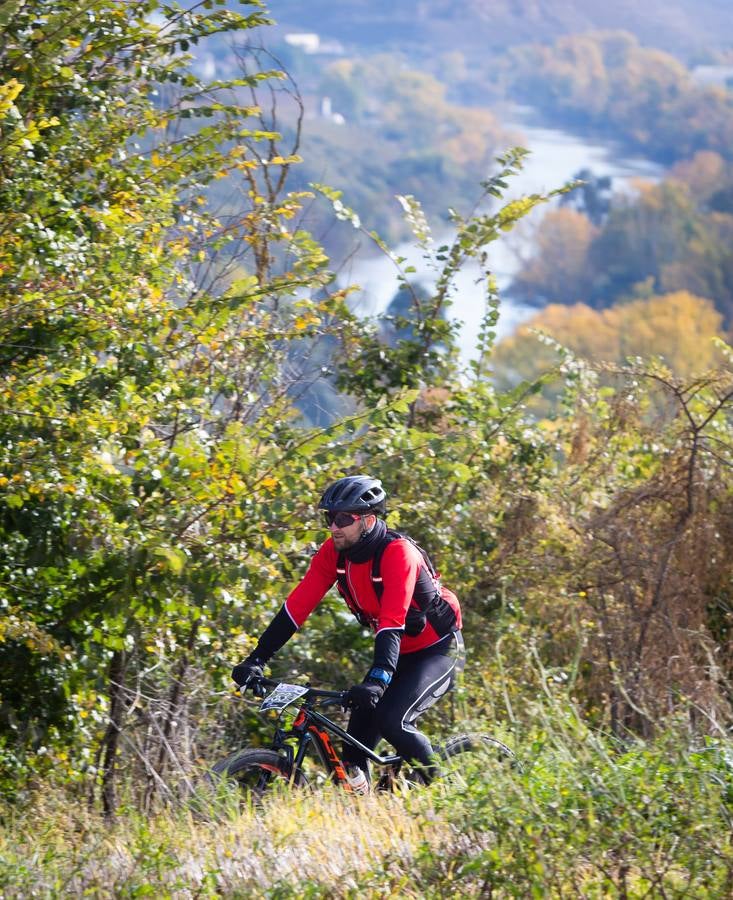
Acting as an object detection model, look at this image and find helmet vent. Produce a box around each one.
[319,475,387,515]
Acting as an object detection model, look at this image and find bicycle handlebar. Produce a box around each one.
[243,674,347,705]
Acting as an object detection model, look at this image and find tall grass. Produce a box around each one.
[0,785,449,898]
[2,702,733,897]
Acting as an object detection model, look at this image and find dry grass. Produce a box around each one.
[0,786,453,898]
[4,718,733,897]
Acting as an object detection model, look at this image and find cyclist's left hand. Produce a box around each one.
[345,678,386,710]
[232,658,264,690]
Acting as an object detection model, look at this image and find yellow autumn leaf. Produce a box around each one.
[0,79,24,118]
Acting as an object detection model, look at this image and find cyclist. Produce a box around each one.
[232,475,464,784]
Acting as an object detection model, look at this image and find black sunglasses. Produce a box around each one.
[323,510,362,528]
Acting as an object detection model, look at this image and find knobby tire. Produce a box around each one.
[440,732,517,770]
[211,748,306,799]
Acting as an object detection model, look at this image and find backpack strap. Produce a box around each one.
[336,535,408,620]
[336,549,371,628]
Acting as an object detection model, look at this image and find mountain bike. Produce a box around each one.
[212,675,515,797]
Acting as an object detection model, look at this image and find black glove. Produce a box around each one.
[231,658,264,690]
[346,677,388,710]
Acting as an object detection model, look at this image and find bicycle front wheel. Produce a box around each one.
[211,748,306,799]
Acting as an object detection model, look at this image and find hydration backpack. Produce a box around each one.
[336,529,457,637]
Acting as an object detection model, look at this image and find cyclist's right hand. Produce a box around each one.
[231,658,264,690]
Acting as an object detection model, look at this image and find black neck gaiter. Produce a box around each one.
[344,517,387,563]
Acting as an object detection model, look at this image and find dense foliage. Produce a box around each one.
[0,0,567,811]
[2,702,733,895]
[3,2,733,896]
[0,0,370,810]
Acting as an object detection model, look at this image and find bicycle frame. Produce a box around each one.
[268,697,403,789]
[222,677,515,798]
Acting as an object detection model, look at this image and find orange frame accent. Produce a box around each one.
[308,724,350,786]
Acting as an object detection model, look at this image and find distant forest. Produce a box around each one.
[213,18,733,327]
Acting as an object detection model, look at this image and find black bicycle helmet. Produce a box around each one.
[319,475,387,516]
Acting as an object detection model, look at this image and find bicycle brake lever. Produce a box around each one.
[250,680,268,698]
[325,695,348,710]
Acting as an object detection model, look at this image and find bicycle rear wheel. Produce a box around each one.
[439,732,518,773]
[211,748,306,800]
[376,734,517,791]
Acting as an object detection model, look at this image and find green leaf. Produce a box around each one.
[152,546,187,574]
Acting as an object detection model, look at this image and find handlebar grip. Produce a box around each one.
[245,674,273,697]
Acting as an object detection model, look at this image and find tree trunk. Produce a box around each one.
[100,649,128,819]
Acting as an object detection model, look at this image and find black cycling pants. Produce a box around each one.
[343,631,465,778]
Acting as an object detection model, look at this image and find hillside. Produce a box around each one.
[264,0,733,61]
[4,6,733,896]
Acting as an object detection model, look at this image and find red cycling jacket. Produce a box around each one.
[284,536,462,655]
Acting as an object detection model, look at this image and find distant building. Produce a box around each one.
[284,32,321,54]
[284,32,344,56]
[691,65,733,87]
[320,95,345,125]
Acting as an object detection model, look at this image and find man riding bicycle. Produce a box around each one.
[232,475,464,784]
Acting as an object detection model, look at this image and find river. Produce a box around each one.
[340,106,665,361]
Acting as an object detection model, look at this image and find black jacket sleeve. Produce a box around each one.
[248,605,298,664]
[371,628,402,674]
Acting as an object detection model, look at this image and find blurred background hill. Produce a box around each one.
[204,0,733,376]
[264,0,732,61]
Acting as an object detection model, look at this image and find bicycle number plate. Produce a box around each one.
[260,683,309,712]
